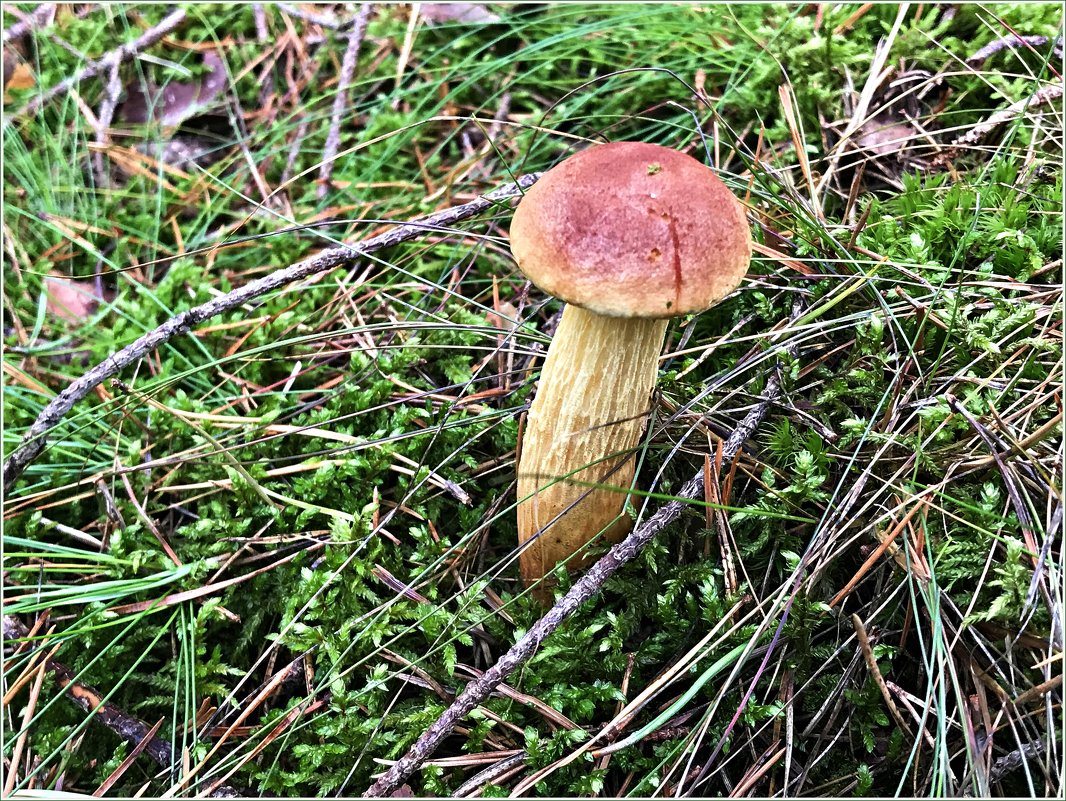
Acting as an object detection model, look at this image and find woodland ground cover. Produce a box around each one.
[2,3,1063,797]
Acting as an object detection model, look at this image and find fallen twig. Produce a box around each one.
[363,310,801,797]
[967,33,1063,67]
[277,2,361,31]
[2,174,540,491]
[251,3,269,41]
[92,60,122,187]
[318,4,374,199]
[92,718,164,796]
[17,8,187,117]
[2,615,241,796]
[281,118,313,187]
[453,752,528,797]
[936,80,1063,163]
[1,3,57,44]
[851,613,915,743]
[988,739,1047,783]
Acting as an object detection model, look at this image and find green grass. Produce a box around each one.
[2,3,1063,797]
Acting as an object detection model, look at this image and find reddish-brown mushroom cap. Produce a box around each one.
[510,141,752,318]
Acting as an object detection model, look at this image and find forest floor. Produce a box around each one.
[2,3,1063,798]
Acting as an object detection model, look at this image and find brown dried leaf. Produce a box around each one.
[854,115,919,161]
[120,51,228,127]
[487,300,518,331]
[44,272,104,323]
[3,48,35,103]
[420,3,501,25]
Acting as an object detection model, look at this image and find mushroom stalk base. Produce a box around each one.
[518,305,668,591]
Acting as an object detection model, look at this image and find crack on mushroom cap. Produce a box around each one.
[509,141,752,318]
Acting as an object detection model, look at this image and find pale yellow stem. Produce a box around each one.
[518,305,669,589]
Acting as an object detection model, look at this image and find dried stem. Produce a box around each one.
[2,3,57,44]
[281,118,312,186]
[852,613,915,743]
[2,615,241,796]
[967,34,1063,66]
[937,80,1063,163]
[277,2,361,31]
[2,174,541,491]
[17,8,187,117]
[91,60,122,188]
[251,3,268,41]
[318,4,374,199]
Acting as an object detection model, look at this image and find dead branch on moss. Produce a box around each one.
[277,2,366,31]
[2,3,57,44]
[967,33,1063,67]
[936,80,1063,164]
[2,174,540,492]
[363,301,806,797]
[318,4,374,199]
[2,615,241,796]
[17,8,187,117]
[2,2,55,43]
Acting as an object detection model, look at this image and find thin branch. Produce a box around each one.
[362,314,800,797]
[277,2,360,31]
[1,3,57,44]
[454,753,528,797]
[851,613,915,743]
[2,174,540,491]
[967,34,1063,66]
[251,3,269,41]
[279,36,327,188]
[2,615,241,796]
[988,739,1047,783]
[281,118,312,186]
[318,4,374,199]
[17,8,187,117]
[92,60,122,188]
[936,80,1063,163]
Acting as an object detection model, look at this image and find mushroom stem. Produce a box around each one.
[518,305,669,589]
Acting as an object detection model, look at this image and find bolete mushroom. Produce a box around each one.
[510,141,752,591]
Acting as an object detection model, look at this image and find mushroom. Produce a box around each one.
[509,141,752,591]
